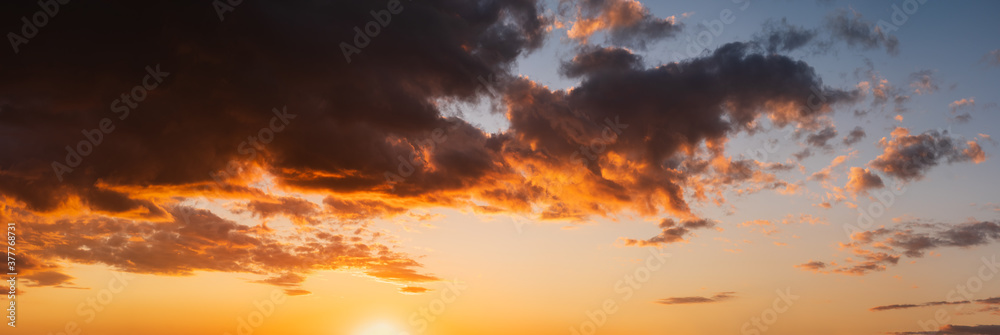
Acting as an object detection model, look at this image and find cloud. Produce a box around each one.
[0,0,548,214]
[890,324,1000,335]
[843,126,866,145]
[242,197,321,225]
[908,70,939,95]
[739,219,779,235]
[950,98,976,114]
[952,113,973,124]
[755,11,911,57]
[806,126,839,149]
[844,167,883,196]
[824,9,899,55]
[753,18,819,54]
[983,49,1000,67]
[800,220,1000,275]
[501,42,857,221]
[564,0,683,48]
[323,196,408,221]
[871,296,1000,312]
[0,0,866,292]
[891,221,1000,257]
[560,46,644,77]
[623,219,715,246]
[869,303,924,311]
[283,289,312,296]
[0,34,857,227]
[655,291,736,305]
[853,59,909,112]
[400,286,431,294]
[794,260,827,273]
[793,148,814,161]
[870,127,986,181]
[22,270,77,287]
[11,206,440,291]
[252,273,307,287]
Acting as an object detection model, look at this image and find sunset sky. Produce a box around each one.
[2,0,1000,334]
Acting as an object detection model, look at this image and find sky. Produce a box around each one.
[1,0,1000,334]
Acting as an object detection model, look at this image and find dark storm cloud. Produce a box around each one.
[0,0,548,213]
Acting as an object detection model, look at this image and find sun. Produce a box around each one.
[353,321,409,335]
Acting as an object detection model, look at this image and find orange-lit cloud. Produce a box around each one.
[844,167,883,196]
[564,0,681,48]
